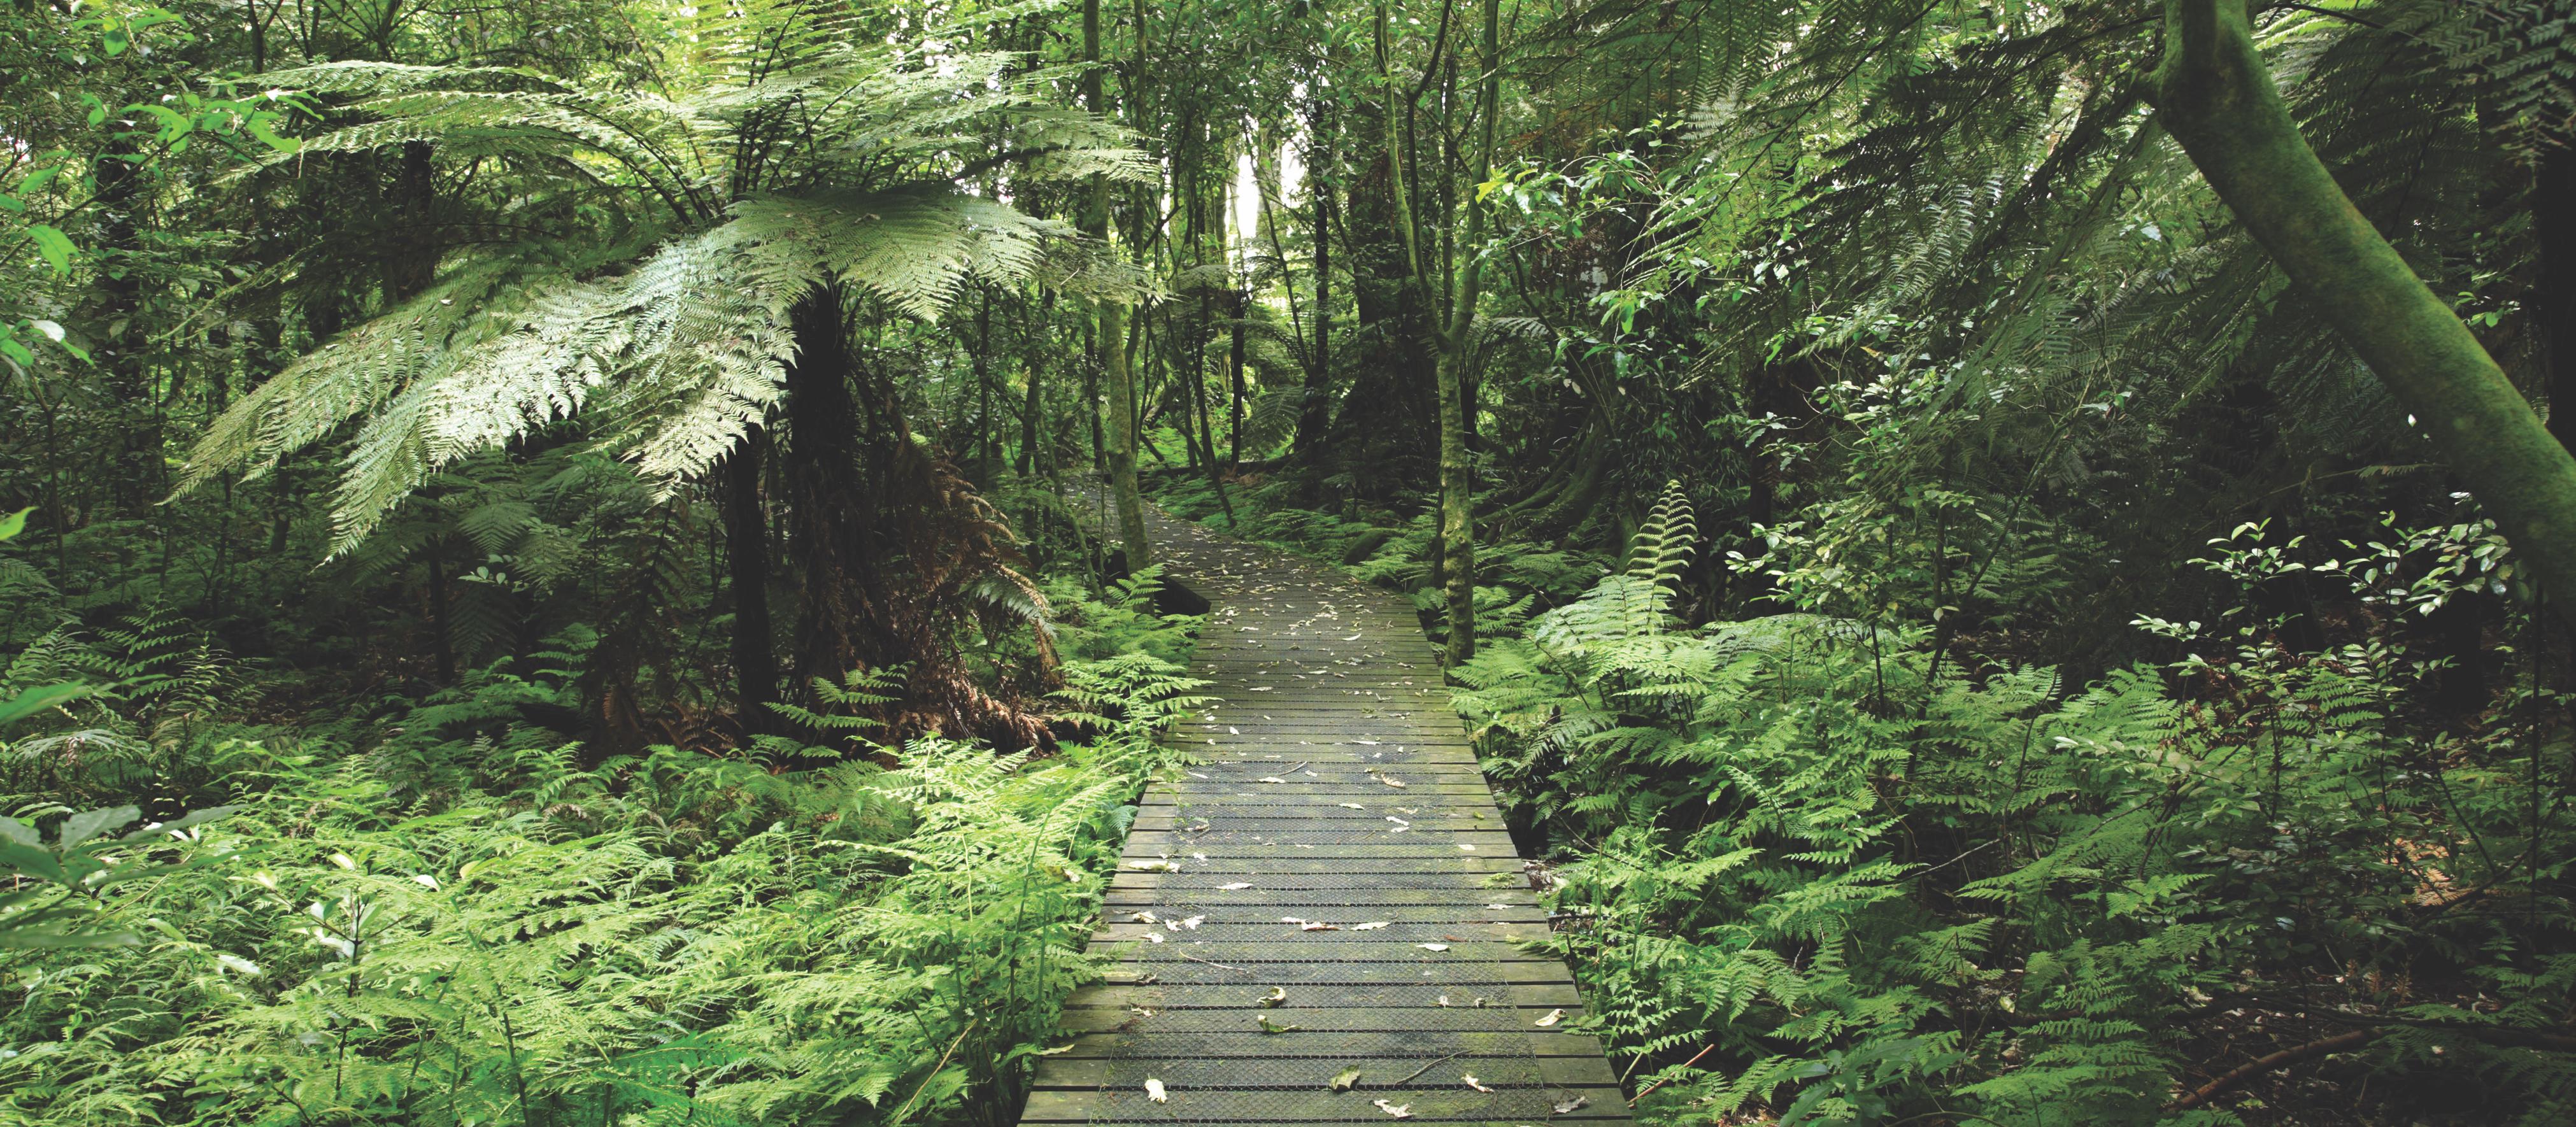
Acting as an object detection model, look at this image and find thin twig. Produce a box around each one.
[1627,1044,1715,1106]
[1176,953,1249,972]
[1393,1051,1465,1086]
[887,1018,979,1126]
[2167,1030,2375,1111]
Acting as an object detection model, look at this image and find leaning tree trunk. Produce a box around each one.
[2149,0,2576,630]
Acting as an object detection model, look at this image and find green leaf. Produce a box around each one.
[0,506,30,541]
[0,681,88,723]
[123,805,239,841]
[15,163,62,195]
[0,923,144,951]
[29,319,64,343]
[58,806,141,851]
[25,224,74,274]
[246,116,300,154]
[125,103,190,141]
[0,840,70,885]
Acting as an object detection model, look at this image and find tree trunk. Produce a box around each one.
[1295,162,1335,455]
[1087,0,1151,567]
[426,537,453,684]
[2149,0,2576,630]
[1431,0,1501,667]
[1020,289,1054,477]
[2538,146,2575,454]
[723,427,777,734]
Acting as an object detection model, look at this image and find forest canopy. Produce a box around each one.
[6,0,2576,1124]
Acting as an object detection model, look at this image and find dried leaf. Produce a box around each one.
[1350,921,1391,930]
[1416,942,1449,952]
[1259,986,1286,1007]
[1329,1068,1362,1092]
[1218,882,1253,890]
[1300,921,1341,931]
[1462,1074,1494,1093]
[1129,860,1181,872]
[1534,1008,1565,1027]
[1144,1079,1168,1103]
[1553,1096,1590,1115]
[1256,1014,1302,1034]
[1372,1099,1413,1119]
[1179,916,1205,930]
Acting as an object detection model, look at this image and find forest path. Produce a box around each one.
[1021,490,1628,1127]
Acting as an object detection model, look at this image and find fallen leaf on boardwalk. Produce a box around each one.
[1329,1068,1362,1092]
[1179,916,1205,930]
[1378,776,1407,788]
[1416,942,1449,951]
[1372,1100,1413,1119]
[1338,803,1367,810]
[1143,933,1164,944]
[1218,882,1253,890]
[1458,844,1477,851]
[1488,904,1512,910]
[1259,986,1286,1007]
[1144,1079,1168,1103]
[1437,994,1453,1007]
[1553,1096,1590,1115]
[1256,1014,1301,1034]
[1259,776,1288,784]
[1534,1008,1565,1027]
[1250,686,1274,691]
[1164,919,1183,931]
[1228,727,1239,734]
[1300,921,1341,931]
[1130,860,1180,872]
[1462,1075,1494,1093]
[1349,921,1391,930]
[1129,911,1159,923]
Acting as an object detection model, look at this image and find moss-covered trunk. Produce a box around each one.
[2149,0,2576,627]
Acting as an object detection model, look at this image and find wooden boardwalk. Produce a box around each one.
[1023,497,1628,1127]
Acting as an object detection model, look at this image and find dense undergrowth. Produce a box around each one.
[0,508,1207,1126]
[1149,471,2576,1125]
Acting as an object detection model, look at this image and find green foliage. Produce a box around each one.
[1458,499,2576,1124]
[0,640,1204,1126]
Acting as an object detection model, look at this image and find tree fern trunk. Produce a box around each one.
[2150,0,2576,628]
